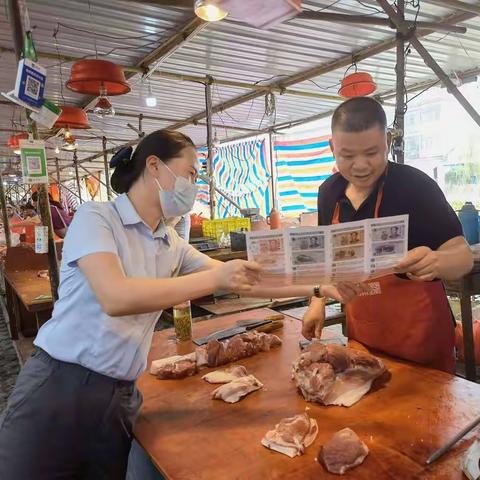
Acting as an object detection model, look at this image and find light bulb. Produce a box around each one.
[64,128,73,141]
[13,148,21,155]
[93,90,115,118]
[145,82,157,107]
[55,146,60,154]
[194,0,228,21]
[145,96,157,107]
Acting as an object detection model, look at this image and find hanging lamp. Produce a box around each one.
[194,0,228,21]
[54,106,90,129]
[66,59,130,96]
[93,86,115,117]
[339,72,377,98]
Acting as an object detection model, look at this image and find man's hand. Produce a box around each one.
[395,246,439,281]
[302,282,366,340]
[302,297,325,340]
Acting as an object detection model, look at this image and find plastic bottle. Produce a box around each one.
[458,201,479,245]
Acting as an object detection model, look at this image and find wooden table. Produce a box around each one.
[3,245,54,338]
[136,308,480,480]
[445,258,480,381]
[204,248,247,262]
[193,295,307,316]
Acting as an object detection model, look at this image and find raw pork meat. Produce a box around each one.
[150,353,197,379]
[150,331,281,380]
[319,428,369,475]
[261,412,318,458]
[206,331,282,368]
[292,341,386,407]
[212,375,263,403]
[202,365,248,384]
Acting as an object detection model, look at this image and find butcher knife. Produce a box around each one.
[193,320,273,346]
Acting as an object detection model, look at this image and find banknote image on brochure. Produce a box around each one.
[246,215,409,285]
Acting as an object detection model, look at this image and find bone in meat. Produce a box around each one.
[211,375,263,403]
[292,342,386,407]
[202,365,249,384]
[261,412,319,458]
[319,428,369,475]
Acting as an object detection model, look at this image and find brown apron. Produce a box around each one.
[332,185,455,373]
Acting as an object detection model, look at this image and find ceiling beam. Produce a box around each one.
[427,0,480,16]
[167,9,476,131]
[377,0,480,128]
[296,11,467,33]
[0,47,343,101]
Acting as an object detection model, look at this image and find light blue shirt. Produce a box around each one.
[34,194,209,381]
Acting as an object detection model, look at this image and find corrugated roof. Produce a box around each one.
[0,0,479,181]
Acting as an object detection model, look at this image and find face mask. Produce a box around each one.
[154,164,198,219]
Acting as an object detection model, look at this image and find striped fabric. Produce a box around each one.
[273,133,337,216]
[197,139,271,218]
[64,180,79,212]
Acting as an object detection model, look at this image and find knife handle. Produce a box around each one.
[256,320,283,333]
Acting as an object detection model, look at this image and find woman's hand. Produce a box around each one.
[321,282,367,303]
[213,259,261,294]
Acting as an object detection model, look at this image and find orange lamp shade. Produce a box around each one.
[66,59,131,96]
[54,106,90,129]
[7,132,28,149]
[339,72,377,98]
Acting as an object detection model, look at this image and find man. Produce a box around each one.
[303,97,473,373]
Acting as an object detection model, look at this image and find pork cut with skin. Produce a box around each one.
[150,353,197,379]
[319,428,369,475]
[202,365,249,384]
[261,412,319,458]
[211,375,263,403]
[292,341,386,407]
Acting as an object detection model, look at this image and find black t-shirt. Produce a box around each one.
[317,161,462,250]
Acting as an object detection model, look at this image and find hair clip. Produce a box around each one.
[110,146,133,168]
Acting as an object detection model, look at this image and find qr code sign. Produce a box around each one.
[25,75,41,100]
[27,156,42,174]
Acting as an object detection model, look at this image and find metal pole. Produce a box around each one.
[48,175,82,202]
[296,11,467,33]
[0,174,12,247]
[8,0,59,299]
[74,152,82,203]
[377,0,480,129]
[205,76,215,220]
[55,157,62,203]
[268,131,277,209]
[394,0,405,164]
[102,136,112,200]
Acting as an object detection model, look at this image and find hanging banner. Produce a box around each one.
[19,139,48,184]
[85,174,100,200]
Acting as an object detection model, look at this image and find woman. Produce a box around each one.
[31,191,72,238]
[0,130,363,479]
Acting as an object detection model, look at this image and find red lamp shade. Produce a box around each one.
[7,132,28,149]
[66,59,130,96]
[54,106,90,129]
[339,72,377,98]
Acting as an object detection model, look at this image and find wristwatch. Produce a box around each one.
[313,285,321,298]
